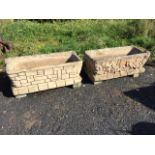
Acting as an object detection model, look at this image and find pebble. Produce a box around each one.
[3,110,7,114]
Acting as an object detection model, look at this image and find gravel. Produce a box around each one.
[0,65,155,135]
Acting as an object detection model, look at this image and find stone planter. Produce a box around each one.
[84,46,150,84]
[5,51,82,97]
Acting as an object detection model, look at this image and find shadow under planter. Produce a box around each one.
[146,60,155,67]
[5,51,83,98]
[0,72,14,97]
[124,83,155,111]
[84,46,150,84]
[130,122,155,135]
[80,64,93,84]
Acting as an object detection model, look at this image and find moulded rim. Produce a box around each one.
[84,45,151,62]
[5,51,82,74]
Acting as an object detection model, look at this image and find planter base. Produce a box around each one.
[72,82,81,88]
[12,77,82,97]
[15,94,27,99]
[93,73,141,85]
[94,81,102,85]
[133,73,140,78]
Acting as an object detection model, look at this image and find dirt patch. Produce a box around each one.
[23,111,41,130]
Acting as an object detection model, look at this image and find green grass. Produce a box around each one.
[0,19,155,68]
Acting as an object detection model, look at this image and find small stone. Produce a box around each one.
[3,110,7,114]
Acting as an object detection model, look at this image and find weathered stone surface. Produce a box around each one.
[27,76,34,82]
[61,69,66,74]
[84,46,150,83]
[38,83,48,91]
[28,85,38,93]
[44,69,53,75]
[8,74,18,78]
[65,79,74,86]
[57,70,62,79]
[62,74,69,79]
[13,81,21,87]
[45,79,50,82]
[18,72,25,76]
[26,71,37,76]
[32,80,45,85]
[37,70,44,75]
[69,73,78,78]
[15,76,26,80]
[5,51,82,96]
[34,75,47,81]
[12,87,18,95]
[21,83,31,87]
[56,80,65,87]
[74,77,82,83]
[47,74,57,79]
[20,80,28,84]
[12,87,28,95]
[48,82,56,89]
[73,82,81,88]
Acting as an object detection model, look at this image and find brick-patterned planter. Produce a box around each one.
[84,46,150,84]
[5,51,82,97]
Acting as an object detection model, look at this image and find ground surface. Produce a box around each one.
[0,64,155,135]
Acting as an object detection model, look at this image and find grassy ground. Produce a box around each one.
[0,19,155,68]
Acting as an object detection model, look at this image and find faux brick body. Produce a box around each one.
[5,51,82,96]
[84,46,150,83]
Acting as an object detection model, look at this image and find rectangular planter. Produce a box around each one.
[84,46,150,84]
[5,51,82,97]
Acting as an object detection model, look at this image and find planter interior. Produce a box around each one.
[86,46,147,60]
[6,51,81,73]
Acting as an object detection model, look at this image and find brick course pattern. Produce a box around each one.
[5,51,82,96]
[84,46,150,83]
